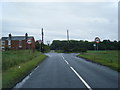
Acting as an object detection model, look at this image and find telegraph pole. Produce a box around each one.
[42,28,44,44]
[41,28,44,52]
[67,29,69,43]
[67,29,70,52]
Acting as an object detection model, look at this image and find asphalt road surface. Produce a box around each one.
[15,53,119,89]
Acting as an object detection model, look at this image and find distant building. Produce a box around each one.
[1,33,35,50]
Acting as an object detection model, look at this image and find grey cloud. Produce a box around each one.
[2,2,118,43]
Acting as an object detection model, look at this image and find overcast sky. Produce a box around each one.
[1,1,118,44]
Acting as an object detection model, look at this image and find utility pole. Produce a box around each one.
[42,28,44,43]
[67,29,69,43]
[41,28,44,52]
[67,29,70,52]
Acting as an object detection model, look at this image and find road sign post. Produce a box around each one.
[93,44,96,50]
[38,40,42,51]
[95,37,100,51]
[27,39,32,53]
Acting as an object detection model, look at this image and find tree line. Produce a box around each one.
[49,40,120,52]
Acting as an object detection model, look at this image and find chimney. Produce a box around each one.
[25,33,28,49]
[25,33,28,40]
[9,34,12,40]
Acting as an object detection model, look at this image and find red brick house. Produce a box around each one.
[1,33,35,50]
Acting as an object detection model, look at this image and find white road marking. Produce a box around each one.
[14,74,30,88]
[14,65,40,88]
[62,54,92,90]
[34,66,39,71]
[62,55,65,60]
[62,55,69,64]
[65,60,69,65]
[70,67,92,90]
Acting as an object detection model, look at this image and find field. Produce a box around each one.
[2,50,47,88]
[77,50,119,71]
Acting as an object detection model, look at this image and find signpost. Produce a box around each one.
[95,37,100,50]
[38,40,42,44]
[27,39,32,45]
[95,37,100,44]
[93,44,96,51]
[38,40,42,51]
[27,39,32,53]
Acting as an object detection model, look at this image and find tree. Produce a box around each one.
[50,40,119,51]
[35,41,40,51]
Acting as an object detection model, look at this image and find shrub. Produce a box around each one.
[5,46,10,51]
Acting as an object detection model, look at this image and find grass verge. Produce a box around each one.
[55,50,64,53]
[2,50,41,71]
[2,50,47,89]
[77,50,119,71]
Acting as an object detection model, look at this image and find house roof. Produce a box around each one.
[1,37,8,41]
[1,36,34,41]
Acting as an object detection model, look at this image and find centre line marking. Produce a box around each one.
[70,67,92,90]
[62,55,65,60]
[62,55,69,64]
[65,60,69,64]
[62,54,92,90]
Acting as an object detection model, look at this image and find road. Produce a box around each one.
[15,53,118,89]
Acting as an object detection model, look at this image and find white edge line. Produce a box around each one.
[14,65,40,88]
[70,67,92,90]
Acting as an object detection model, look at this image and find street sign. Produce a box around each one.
[93,44,96,47]
[95,37,100,43]
[38,40,42,44]
[27,39,32,44]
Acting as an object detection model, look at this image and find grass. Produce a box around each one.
[77,50,119,71]
[2,50,41,71]
[55,50,64,53]
[2,50,47,88]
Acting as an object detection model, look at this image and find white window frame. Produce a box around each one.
[19,40,22,48]
[2,41,5,45]
[2,46,5,49]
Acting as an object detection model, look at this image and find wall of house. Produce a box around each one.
[11,40,19,49]
[2,37,35,50]
[31,37,35,49]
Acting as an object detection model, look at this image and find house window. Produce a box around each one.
[2,41,5,45]
[19,40,22,48]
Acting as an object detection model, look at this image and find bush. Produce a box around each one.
[80,48,87,54]
[73,47,87,53]
[5,46,10,51]
[63,45,71,52]
[63,45,87,53]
